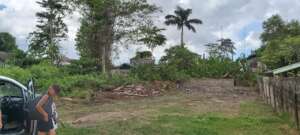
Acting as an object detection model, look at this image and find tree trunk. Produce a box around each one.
[49,10,56,65]
[181,26,184,47]
[102,46,106,73]
[101,6,114,74]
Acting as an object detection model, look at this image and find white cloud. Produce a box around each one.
[1,0,300,65]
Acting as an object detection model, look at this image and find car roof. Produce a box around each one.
[0,76,27,90]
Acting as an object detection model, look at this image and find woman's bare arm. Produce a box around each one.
[36,95,49,121]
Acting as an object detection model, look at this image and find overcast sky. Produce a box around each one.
[0,0,300,65]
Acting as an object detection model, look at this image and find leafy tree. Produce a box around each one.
[160,46,200,71]
[28,0,68,64]
[0,32,18,52]
[7,50,41,68]
[139,26,166,53]
[165,6,202,47]
[74,0,159,73]
[260,15,286,45]
[0,32,41,67]
[261,36,300,70]
[259,15,300,71]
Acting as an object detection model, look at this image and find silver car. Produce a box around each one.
[0,76,37,135]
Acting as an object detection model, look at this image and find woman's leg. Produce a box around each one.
[38,131,47,135]
[49,129,56,135]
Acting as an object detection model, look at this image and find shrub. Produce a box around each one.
[131,46,240,81]
[29,62,62,79]
[160,46,200,71]
[193,58,240,78]
[0,63,139,98]
[158,64,191,81]
[62,58,99,75]
[0,66,32,83]
[130,65,161,81]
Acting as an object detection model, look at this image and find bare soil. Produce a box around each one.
[58,79,257,126]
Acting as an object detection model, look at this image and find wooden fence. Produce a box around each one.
[257,76,300,129]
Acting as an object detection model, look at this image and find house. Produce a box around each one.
[130,51,155,66]
[53,55,73,66]
[0,51,11,65]
[57,55,73,66]
[247,53,267,73]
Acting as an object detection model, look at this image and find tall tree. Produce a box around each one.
[28,0,68,64]
[206,38,235,60]
[165,6,202,47]
[206,43,220,58]
[218,38,235,60]
[74,0,159,73]
[0,32,18,52]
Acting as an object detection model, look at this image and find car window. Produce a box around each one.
[0,81,23,97]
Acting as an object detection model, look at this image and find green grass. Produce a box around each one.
[57,99,298,135]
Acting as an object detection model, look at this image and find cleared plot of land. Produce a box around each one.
[57,80,299,135]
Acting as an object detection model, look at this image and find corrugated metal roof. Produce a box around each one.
[272,62,300,75]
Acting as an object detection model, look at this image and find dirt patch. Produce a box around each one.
[59,79,259,127]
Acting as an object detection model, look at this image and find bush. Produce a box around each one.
[0,66,32,83]
[130,65,161,81]
[160,46,199,71]
[192,58,240,78]
[130,64,191,82]
[0,63,139,98]
[158,64,191,81]
[130,46,240,82]
[62,58,99,75]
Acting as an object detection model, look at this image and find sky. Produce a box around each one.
[0,0,300,65]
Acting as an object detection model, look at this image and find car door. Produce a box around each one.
[0,77,27,135]
[26,79,38,135]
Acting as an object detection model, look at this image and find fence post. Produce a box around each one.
[295,78,300,130]
[280,80,284,113]
[294,92,299,129]
[268,78,273,107]
[273,79,277,112]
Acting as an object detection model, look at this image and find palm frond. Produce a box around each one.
[165,14,181,26]
[165,19,178,26]
[165,15,177,20]
[185,23,196,32]
[174,6,192,21]
[187,19,203,24]
[184,9,192,18]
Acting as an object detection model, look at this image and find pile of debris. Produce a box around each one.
[92,81,176,101]
[111,84,161,97]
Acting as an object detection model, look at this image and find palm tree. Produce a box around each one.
[165,6,202,47]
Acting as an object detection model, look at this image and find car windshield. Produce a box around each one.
[0,81,22,97]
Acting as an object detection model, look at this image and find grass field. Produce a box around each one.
[57,89,299,135]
